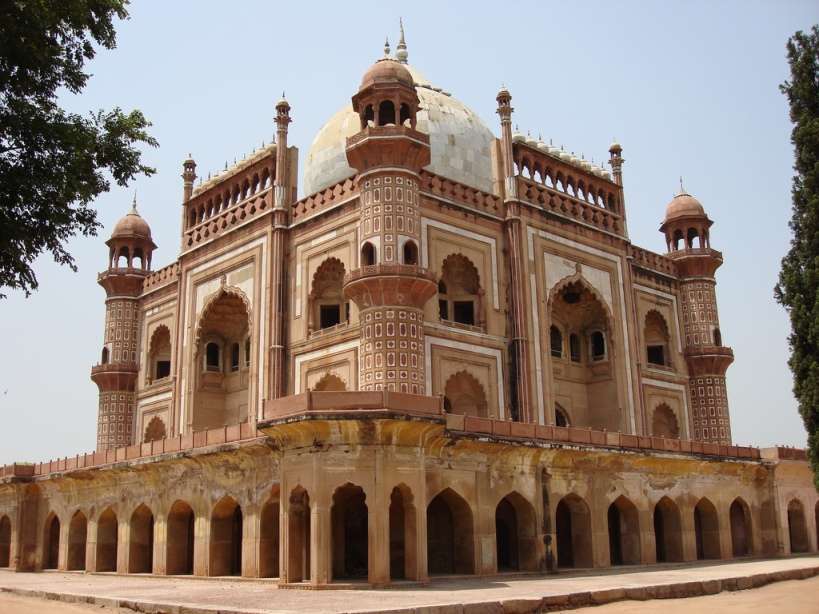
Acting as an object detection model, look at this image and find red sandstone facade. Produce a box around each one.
[0,34,815,586]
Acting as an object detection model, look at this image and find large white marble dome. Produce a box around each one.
[302,64,497,196]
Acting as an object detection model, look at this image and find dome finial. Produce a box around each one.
[384,36,391,58]
[131,191,138,214]
[396,18,408,63]
[678,175,686,195]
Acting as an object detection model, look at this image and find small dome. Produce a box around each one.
[665,191,705,221]
[360,58,414,89]
[112,203,151,241]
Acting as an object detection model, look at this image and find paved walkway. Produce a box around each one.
[0,556,817,614]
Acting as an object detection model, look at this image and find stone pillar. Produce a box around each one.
[368,486,390,586]
[194,511,207,576]
[680,504,697,562]
[311,503,330,585]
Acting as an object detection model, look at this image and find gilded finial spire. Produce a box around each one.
[384,37,391,57]
[396,18,408,63]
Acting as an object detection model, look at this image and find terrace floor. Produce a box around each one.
[0,555,818,613]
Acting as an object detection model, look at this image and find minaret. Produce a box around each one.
[660,183,734,444]
[343,51,437,393]
[91,197,155,451]
[182,155,197,202]
[608,140,629,238]
[270,94,292,399]
[497,86,532,423]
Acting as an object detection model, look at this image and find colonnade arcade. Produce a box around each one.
[8,486,817,583]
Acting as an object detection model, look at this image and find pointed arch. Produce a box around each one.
[148,325,172,382]
[607,495,640,565]
[195,286,252,349]
[95,507,118,572]
[730,497,752,557]
[259,486,280,578]
[43,512,60,570]
[788,498,809,553]
[309,257,347,332]
[444,370,488,417]
[439,253,484,327]
[143,416,167,443]
[0,515,10,568]
[495,491,537,571]
[645,309,671,367]
[129,504,154,573]
[167,500,195,575]
[555,493,593,568]
[390,483,418,580]
[210,496,243,576]
[67,510,87,571]
[694,497,721,560]
[653,496,683,562]
[427,487,474,575]
[331,483,368,580]
[651,404,679,438]
[313,373,347,391]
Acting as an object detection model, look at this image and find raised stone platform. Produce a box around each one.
[0,556,817,614]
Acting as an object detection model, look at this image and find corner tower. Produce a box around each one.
[91,199,155,451]
[660,186,734,444]
[343,51,437,393]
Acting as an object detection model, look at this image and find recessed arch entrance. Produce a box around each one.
[209,496,243,576]
[555,494,593,568]
[0,515,10,568]
[607,495,640,565]
[259,490,280,578]
[389,484,417,580]
[787,499,809,553]
[694,498,721,560]
[167,500,195,575]
[129,504,154,573]
[43,513,60,570]
[729,498,752,557]
[95,507,118,572]
[653,496,683,563]
[495,492,538,571]
[331,483,368,580]
[427,488,474,575]
[67,511,87,571]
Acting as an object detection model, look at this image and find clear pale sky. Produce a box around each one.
[0,1,816,464]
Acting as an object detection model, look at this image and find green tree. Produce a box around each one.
[0,0,157,298]
[776,25,819,486]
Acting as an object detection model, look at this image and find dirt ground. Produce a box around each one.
[1,576,818,613]
[557,576,819,613]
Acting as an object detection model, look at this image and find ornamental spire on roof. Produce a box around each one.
[396,18,408,63]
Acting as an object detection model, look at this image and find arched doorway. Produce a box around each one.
[259,491,280,578]
[653,497,683,563]
[495,492,538,572]
[788,499,809,553]
[166,500,195,575]
[309,258,347,333]
[193,289,251,429]
[438,254,484,327]
[209,497,243,576]
[651,404,680,438]
[0,515,10,567]
[694,498,721,560]
[67,511,87,571]
[427,488,474,575]
[331,483,368,580]
[608,496,640,565]
[729,498,752,557]
[555,494,593,568]
[95,508,118,572]
[43,513,60,569]
[287,487,310,583]
[389,484,417,580]
[549,280,620,430]
[129,504,154,573]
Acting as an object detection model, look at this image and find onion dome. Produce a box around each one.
[111,197,152,241]
[609,140,622,154]
[512,126,525,143]
[525,131,538,147]
[537,136,550,152]
[360,57,414,89]
[580,157,592,171]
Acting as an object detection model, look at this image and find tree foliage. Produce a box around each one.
[776,25,819,486]
[0,0,157,297]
